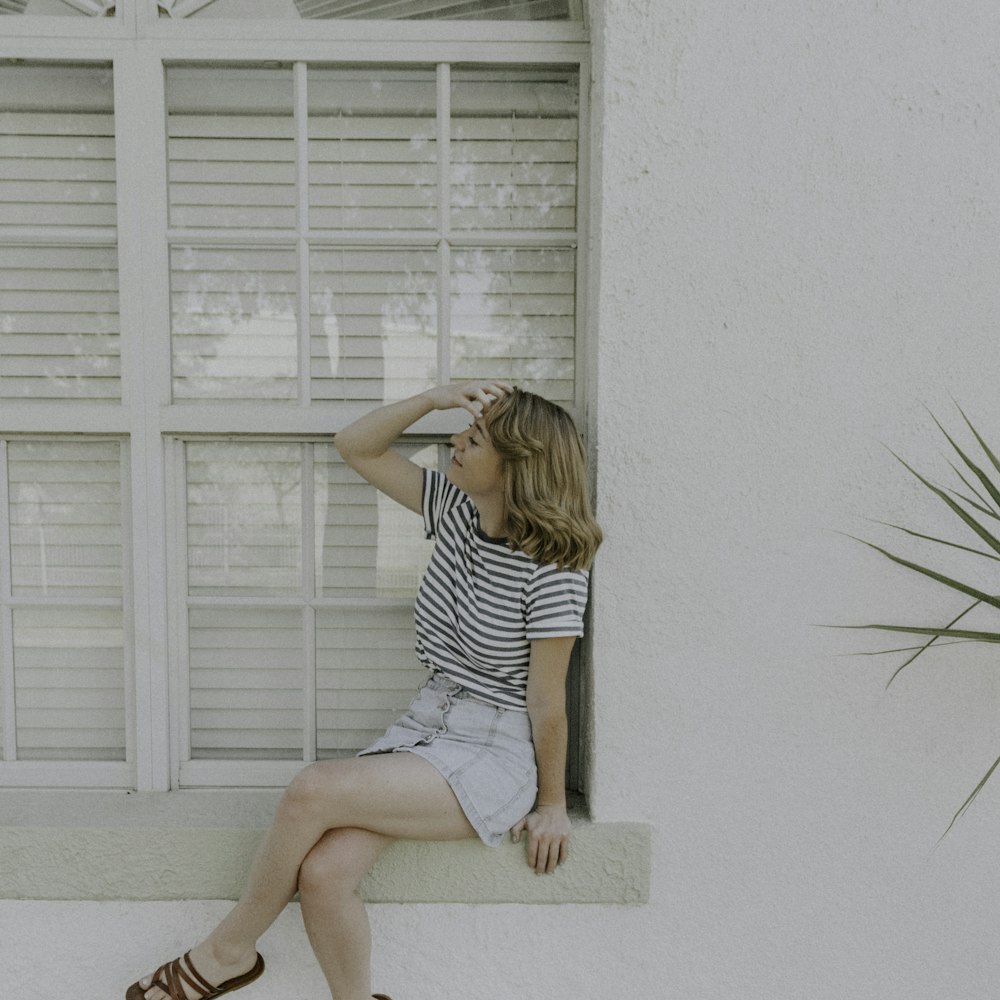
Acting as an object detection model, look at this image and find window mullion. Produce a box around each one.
[295,61,312,409]
[302,443,317,763]
[0,441,17,763]
[436,62,451,386]
[115,46,173,791]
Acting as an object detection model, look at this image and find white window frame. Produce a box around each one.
[0,6,592,793]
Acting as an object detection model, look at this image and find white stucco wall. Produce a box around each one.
[7,2,1000,998]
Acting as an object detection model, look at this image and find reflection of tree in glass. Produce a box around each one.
[187,442,302,596]
[451,247,575,404]
[172,248,298,401]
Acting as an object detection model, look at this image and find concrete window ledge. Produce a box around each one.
[0,790,651,905]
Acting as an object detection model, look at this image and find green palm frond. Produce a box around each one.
[846,408,1000,836]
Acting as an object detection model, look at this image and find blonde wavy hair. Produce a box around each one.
[482,388,603,571]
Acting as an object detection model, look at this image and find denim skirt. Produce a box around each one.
[358,672,538,847]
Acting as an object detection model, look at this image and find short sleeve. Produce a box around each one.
[524,564,590,640]
[422,468,470,540]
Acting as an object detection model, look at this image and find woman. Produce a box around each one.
[127,380,602,1000]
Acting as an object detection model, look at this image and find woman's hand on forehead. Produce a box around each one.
[425,380,513,417]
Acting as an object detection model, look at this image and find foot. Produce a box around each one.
[131,942,261,1000]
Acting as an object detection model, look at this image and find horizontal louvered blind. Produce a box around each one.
[451,69,578,231]
[8,439,123,598]
[309,71,437,231]
[451,247,575,404]
[0,62,120,402]
[187,441,303,597]
[181,440,435,761]
[189,606,304,759]
[310,248,437,404]
[3,439,127,763]
[167,68,296,231]
[171,246,299,400]
[316,606,426,755]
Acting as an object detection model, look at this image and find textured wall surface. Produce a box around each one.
[7,2,1000,998]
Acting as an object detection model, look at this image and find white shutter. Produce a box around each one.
[313,441,434,597]
[171,245,299,400]
[5,439,126,762]
[166,68,296,231]
[308,70,437,231]
[188,606,304,759]
[186,441,303,597]
[310,247,437,404]
[12,606,125,761]
[450,69,578,231]
[451,246,575,403]
[316,606,425,755]
[0,63,120,402]
[8,439,123,598]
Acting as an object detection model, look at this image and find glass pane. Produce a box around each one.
[309,68,437,231]
[313,441,436,597]
[0,62,120,402]
[8,439,123,598]
[166,66,296,231]
[159,0,575,20]
[171,245,299,400]
[0,62,116,230]
[0,245,120,401]
[451,68,578,231]
[186,441,303,597]
[13,606,125,761]
[316,606,427,757]
[189,606,304,759]
[451,247,575,403]
[310,247,437,404]
[1,0,115,15]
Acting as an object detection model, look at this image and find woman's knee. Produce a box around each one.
[298,827,388,897]
[279,760,355,824]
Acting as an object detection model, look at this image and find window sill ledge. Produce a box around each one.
[0,790,650,905]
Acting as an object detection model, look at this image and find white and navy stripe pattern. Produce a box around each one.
[414,470,589,710]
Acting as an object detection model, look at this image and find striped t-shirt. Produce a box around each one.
[414,469,590,710]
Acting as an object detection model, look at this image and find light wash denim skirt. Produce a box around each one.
[358,672,538,847]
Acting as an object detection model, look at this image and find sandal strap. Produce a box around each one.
[150,952,218,1000]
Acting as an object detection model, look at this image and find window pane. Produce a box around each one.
[13,606,125,761]
[316,606,425,757]
[189,606,304,759]
[0,245,120,401]
[1,0,115,15]
[160,0,575,20]
[0,61,120,402]
[309,68,437,231]
[451,247,575,403]
[171,245,299,400]
[451,68,578,231]
[186,441,303,597]
[8,439,123,598]
[313,441,435,597]
[167,66,296,231]
[310,247,437,404]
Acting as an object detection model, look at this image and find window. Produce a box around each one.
[0,8,590,791]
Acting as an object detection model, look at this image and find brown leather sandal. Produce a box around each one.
[125,951,265,1000]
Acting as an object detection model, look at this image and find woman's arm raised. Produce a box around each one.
[334,381,510,513]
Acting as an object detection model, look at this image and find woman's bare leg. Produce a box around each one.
[135,753,475,1000]
[298,827,393,1000]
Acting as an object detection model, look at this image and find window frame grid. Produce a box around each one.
[0,34,591,793]
[164,59,581,411]
[168,435,439,788]
[0,433,135,787]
